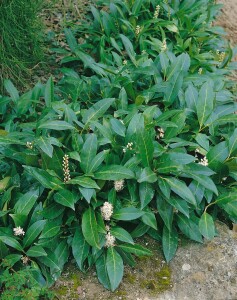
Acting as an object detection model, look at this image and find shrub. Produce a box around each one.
[0,0,237,293]
[0,0,45,92]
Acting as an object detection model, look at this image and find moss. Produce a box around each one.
[140,264,172,294]
[115,289,127,299]
[124,273,136,284]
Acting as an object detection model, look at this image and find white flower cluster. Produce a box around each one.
[101,202,113,221]
[62,154,71,183]
[154,5,160,19]
[123,142,133,153]
[114,179,125,192]
[13,226,25,236]
[199,156,208,166]
[26,142,33,149]
[198,68,203,75]
[105,231,116,248]
[21,256,30,265]
[157,127,164,139]
[161,39,167,52]
[123,59,127,65]
[216,50,225,63]
[142,50,147,55]
[135,25,141,35]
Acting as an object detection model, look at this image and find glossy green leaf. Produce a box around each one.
[23,220,46,248]
[0,236,23,252]
[55,240,69,269]
[54,189,76,210]
[39,120,75,130]
[138,167,157,183]
[177,214,203,243]
[164,177,196,206]
[110,227,134,244]
[166,197,189,218]
[106,247,124,291]
[82,207,100,248]
[82,98,115,125]
[39,220,61,239]
[162,226,178,262]
[113,207,144,221]
[26,245,47,257]
[94,165,135,180]
[68,176,99,189]
[137,130,154,167]
[72,228,90,271]
[141,211,157,230]
[197,81,214,127]
[96,253,110,290]
[45,76,54,107]
[14,189,38,215]
[87,150,108,173]
[118,243,152,256]
[139,182,155,209]
[199,212,215,240]
[110,118,126,137]
[80,134,97,173]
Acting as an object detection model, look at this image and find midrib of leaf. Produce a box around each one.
[89,210,99,248]
[141,134,150,167]
[199,85,208,128]
[208,146,227,165]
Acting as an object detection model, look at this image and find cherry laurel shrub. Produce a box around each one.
[0,0,237,292]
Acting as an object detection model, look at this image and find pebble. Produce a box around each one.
[182,263,191,271]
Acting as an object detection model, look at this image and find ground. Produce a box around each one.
[42,1,237,299]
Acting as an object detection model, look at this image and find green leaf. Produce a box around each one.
[139,182,155,209]
[110,227,134,244]
[166,197,189,218]
[0,236,23,252]
[36,136,54,158]
[137,130,154,167]
[54,190,76,210]
[87,150,108,174]
[82,207,100,248]
[216,192,237,219]
[141,211,157,230]
[23,220,46,248]
[64,28,78,52]
[80,134,97,174]
[39,220,61,239]
[68,176,99,189]
[14,189,38,215]
[228,128,237,155]
[0,136,26,145]
[113,207,144,221]
[119,34,137,66]
[156,197,173,231]
[72,228,90,271]
[162,226,178,262]
[82,98,115,126]
[158,177,171,198]
[138,167,157,183]
[79,187,95,203]
[110,118,126,137]
[106,247,124,292]
[164,177,196,206]
[55,240,69,269]
[199,213,215,240]
[197,81,214,128]
[206,141,229,168]
[4,79,19,102]
[187,173,218,195]
[94,165,135,180]
[177,214,203,243]
[45,76,54,107]
[39,120,75,131]
[118,243,153,256]
[96,253,110,290]
[23,166,63,190]
[26,245,47,257]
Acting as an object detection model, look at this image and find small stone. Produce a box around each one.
[182,263,191,271]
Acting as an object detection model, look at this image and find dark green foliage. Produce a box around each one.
[0,0,237,293]
[0,0,45,92]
